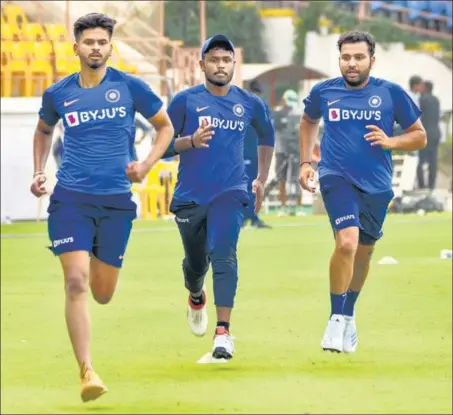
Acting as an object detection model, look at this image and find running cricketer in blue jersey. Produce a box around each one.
[29,13,174,401]
[162,34,275,360]
[299,31,426,353]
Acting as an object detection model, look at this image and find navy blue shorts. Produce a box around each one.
[170,190,249,257]
[47,185,137,268]
[319,175,394,245]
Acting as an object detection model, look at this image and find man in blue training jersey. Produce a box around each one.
[29,13,174,401]
[299,31,426,353]
[243,80,272,228]
[162,34,275,360]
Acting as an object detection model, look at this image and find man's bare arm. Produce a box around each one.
[33,119,55,175]
[144,107,175,168]
[299,112,321,165]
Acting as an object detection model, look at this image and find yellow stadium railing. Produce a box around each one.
[132,160,179,220]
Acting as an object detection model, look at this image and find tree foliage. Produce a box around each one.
[164,1,268,63]
[293,2,452,64]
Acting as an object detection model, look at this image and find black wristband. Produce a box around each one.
[300,161,311,167]
[190,135,196,148]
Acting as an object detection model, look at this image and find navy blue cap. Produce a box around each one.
[200,34,235,59]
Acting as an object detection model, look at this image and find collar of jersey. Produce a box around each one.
[77,67,111,89]
[203,83,233,97]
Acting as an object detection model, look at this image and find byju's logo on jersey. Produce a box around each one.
[328,108,341,122]
[198,115,245,131]
[328,108,381,122]
[64,107,127,128]
[105,89,120,103]
[199,115,212,126]
[65,111,80,127]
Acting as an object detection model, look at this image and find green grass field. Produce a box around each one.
[1,213,452,414]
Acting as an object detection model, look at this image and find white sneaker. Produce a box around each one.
[212,327,235,360]
[343,316,358,353]
[321,314,345,353]
[187,289,208,337]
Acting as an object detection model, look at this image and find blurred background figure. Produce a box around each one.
[273,89,303,216]
[243,79,272,228]
[408,75,424,107]
[417,81,442,190]
[52,120,65,170]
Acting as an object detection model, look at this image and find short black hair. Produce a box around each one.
[409,75,423,88]
[73,13,117,42]
[424,80,433,93]
[337,30,376,57]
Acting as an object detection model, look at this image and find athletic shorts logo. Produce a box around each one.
[176,216,189,223]
[105,89,120,103]
[368,95,382,108]
[65,111,80,127]
[329,108,340,122]
[335,214,355,225]
[233,103,245,117]
[53,237,74,248]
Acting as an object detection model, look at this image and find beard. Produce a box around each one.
[88,62,103,69]
[206,72,233,87]
[86,55,108,70]
[342,65,371,87]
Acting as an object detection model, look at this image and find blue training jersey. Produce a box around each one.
[303,76,421,193]
[39,67,163,195]
[243,99,273,168]
[165,84,275,204]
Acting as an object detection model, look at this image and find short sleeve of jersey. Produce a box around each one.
[127,76,163,120]
[302,82,322,120]
[390,83,422,129]
[38,88,60,126]
[251,95,275,147]
[167,92,187,136]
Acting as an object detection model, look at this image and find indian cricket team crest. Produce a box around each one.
[368,95,382,108]
[105,89,120,103]
[232,103,245,117]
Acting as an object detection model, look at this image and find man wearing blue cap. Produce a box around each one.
[162,34,275,360]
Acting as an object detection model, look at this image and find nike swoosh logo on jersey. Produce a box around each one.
[196,106,209,112]
[64,99,79,107]
[327,99,340,106]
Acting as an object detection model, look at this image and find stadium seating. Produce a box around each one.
[337,0,452,31]
[2,3,28,27]
[53,40,79,80]
[45,23,69,41]
[406,1,428,22]
[22,22,46,41]
[1,22,22,40]
[0,3,138,97]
